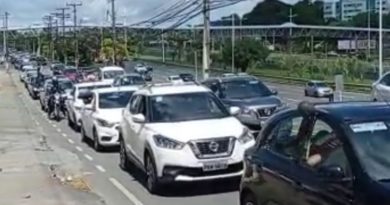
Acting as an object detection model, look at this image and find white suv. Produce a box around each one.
[119,82,255,194]
[79,87,137,151]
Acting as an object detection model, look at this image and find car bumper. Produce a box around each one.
[151,139,255,182]
[95,125,120,147]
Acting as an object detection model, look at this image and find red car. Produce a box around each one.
[63,68,78,82]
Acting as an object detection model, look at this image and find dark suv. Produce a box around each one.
[202,75,283,134]
[240,101,390,205]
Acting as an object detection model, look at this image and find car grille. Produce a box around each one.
[189,137,235,159]
[257,107,277,117]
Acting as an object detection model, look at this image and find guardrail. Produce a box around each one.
[137,57,372,93]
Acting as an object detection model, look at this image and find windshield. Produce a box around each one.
[349,121,390,181]
[315,82,328,87]
[103,70,124,79]
[150,92,230,123]
[222,80,272,99]
[122,76,145,85]
[59,80,73,91]
[98,91,134,109]
[78,84,111,99]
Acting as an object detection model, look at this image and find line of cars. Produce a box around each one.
[14,55,390,204]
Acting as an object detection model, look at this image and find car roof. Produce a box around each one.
[309,80,325,84]
[136,83,210,96]
[74,81,111,88]
[205,76,258,83]
[310,102,390,123]
[94,86,139,94]
[100,66,124,71]
[121,73,142,77]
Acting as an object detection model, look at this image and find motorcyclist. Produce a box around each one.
[47,76,64,118]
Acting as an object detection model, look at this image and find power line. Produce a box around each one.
[67,2,82,68]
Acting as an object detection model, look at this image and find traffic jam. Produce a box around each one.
[10,52,390,205]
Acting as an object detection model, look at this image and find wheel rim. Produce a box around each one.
[146,157,155,190]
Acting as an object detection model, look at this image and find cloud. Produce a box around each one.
[1,0,298,28]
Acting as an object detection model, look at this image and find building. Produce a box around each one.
[340,0,367,21]
[374,0,390,14]
[323,0,341,20]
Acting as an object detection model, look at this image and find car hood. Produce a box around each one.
[149,117,244,142]
[223,95,282,108]
[95,109,123,123]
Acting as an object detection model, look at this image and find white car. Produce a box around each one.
[20,65,36,82]
[119,82,255,194]
[304,80,333,98]
[167,75,183,84]
[66,81,112,131]
[98,66,125,84]
[134,63,148,73]
[372,71,390,102]
[79,87,137,151]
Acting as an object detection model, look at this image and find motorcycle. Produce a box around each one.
[49,93,67,121]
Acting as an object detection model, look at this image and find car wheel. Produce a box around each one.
[119,138,131,171]
[67,111,73,127]
[315,91,319,98]
[93,128,103,152]
[80,123,87,143]
[304,90,308,96]
[145,154,161,194]
[241,192,258,205]
[40,101,44,111]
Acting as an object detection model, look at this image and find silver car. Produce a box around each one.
[304,80,333,97]
[372,71,390,102]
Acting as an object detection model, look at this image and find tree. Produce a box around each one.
[222,38,270,72]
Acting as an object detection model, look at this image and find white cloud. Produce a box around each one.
[1,0,299,28]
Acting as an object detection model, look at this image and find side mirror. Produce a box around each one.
[271,89,278,95]
[229,106,241,116]
[318,165,345,180]
[132,114,145,123]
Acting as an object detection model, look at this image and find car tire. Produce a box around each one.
[315,91,319,98]
[145,154,161,195]
[80,123,87,143]
[93,128,103,152]
[67,111,74,127]
[241,192,258,205]
[304,90,308,96]
[119,138,131,171]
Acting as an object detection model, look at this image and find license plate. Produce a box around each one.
[202,161,228,172]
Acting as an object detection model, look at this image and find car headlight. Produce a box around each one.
[240,107,258,118]
[96,118,116,127]
[238,128,254,144]
[153,134,185,150]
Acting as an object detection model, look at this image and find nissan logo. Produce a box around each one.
[208,141,219,153]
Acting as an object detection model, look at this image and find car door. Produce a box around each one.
[282,115,354,205]
[81,94,96,138]
[245,112,311,205]
[122,95,142,158]
[131,96,148,159]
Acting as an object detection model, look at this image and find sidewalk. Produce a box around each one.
[0,68,104,205]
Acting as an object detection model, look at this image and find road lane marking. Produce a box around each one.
[57,128,62,132]
[62,133,67,137]
[95,165,106,173]
[109,177,144,205]
[75,146,83,152]
[68,139,75,144]
[52,124,57,128]
[84,154,93,161]
[286,98,300,102]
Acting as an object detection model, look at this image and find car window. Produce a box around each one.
[308,82,313,86]
[380,73,390,86]
[268,116,304,159]
[304,119,351,176]
[129,95,141,114]
[137,96,147,116]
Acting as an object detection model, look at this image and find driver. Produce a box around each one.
[47,77,63,118]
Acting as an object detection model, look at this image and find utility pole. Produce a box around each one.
[288,7,296,54]
[55,7,70,64]
[3,12,9,58]
[202,0,210,79]
[379,0,383,78]
[43,15,54,62]
[110,0,117,65]
[161,28,165,63]
[231,15,235,73]
[67,2,82,68]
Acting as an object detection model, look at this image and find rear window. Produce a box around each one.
[98,91,134,109]
[78,84,111,98]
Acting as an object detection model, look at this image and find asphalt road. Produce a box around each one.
[11,62,372,205]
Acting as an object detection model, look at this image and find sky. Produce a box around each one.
[0,0,300,28]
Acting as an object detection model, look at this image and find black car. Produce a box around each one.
[113,74,146,87]
[179,73,195,82]
[202,75,283,134]
[240,101,390,205]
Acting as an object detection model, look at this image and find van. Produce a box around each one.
[98,66,125,84]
